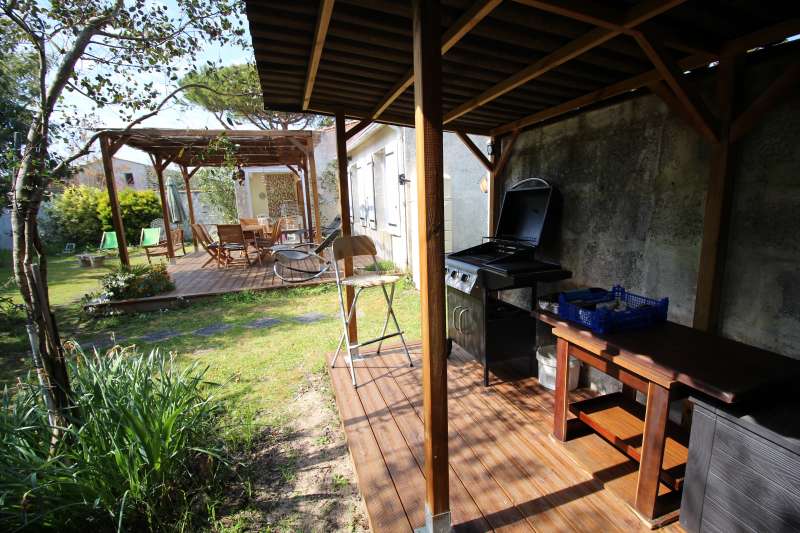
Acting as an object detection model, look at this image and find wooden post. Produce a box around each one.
[335,111,357,344]
[295,176,309,233]
[180,165,198,250]
[307,136,323,244]
[413,0,450,530]
[693,54,737,332]
[487,135,498,236]
[150,154,175,259]
[301,159,314,240]
[99,134,130,266]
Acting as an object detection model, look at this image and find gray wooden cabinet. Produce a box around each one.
[680,395,800,533]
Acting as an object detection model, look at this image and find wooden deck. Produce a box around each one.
[91,251,370,313]
[328,343,686,532]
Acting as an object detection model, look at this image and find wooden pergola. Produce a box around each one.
[244,1,800,530]
[97,128,323,266]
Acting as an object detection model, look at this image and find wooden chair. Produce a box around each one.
[192,224,223,268]
[330,235,412,388]
[250,217,283,262]
[239,217,259,226]
[143,227,186,263]
[216,224,257,268]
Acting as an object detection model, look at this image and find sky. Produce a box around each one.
[55,2,254,165]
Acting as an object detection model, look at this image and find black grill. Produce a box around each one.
[445,179,571,386]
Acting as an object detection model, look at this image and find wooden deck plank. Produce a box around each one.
[327,341,687,533]
[352,361,426,529]
[362,349,493,532]
[447,351,640,532]
[327,350,413,532]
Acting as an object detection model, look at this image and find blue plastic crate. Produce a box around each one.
[557,285,668,334]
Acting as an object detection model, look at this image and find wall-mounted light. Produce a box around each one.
[479,175,489,193]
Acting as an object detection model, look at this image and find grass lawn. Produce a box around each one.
[2,247,422,528]
[1,246,421,435]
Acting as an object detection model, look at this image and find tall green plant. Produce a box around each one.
[195,168,238,223]
[0,348,226,531]
[97,189,162,245]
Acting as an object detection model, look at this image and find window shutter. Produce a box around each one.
[384,142,401,232]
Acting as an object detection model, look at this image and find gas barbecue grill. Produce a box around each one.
[446,178,571,385]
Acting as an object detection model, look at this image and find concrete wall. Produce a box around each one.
[498,52,800,364]
[73,158,155,191]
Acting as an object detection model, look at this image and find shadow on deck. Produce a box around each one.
[327,343,686,532]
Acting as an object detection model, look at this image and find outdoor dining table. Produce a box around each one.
[280,227,306,243]
[241,223,268,239]
[535,310,800,526]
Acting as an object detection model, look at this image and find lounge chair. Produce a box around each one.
[99,231,118,251]
[272,228,340,283]
[142,227,186,264]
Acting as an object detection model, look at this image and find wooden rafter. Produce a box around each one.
[303,0,335,110]
[693,53,738,332]
[367,0,502,122]
[444,0,687,124]
[635,32,718,142]
[511,0,717,58]
[730,62,800,142]
[489,130,520,234]
[722,18,800,56]
[456,131,492,171]
[491,52,711,135]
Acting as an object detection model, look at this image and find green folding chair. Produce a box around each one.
[99,231,118,251]
[140,227,162,248]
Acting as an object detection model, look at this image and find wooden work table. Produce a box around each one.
[535,311,800,526]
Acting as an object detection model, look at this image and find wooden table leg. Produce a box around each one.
[553,337,570,441]
[635,381,670,519]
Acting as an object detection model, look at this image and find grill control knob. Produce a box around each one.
[461,273,470,282]
[450,270,458,278]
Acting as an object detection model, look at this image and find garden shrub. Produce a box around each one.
[97,189,162,245]
[43,185,104,247]
[100,263,175,300]
[0,348,227,531]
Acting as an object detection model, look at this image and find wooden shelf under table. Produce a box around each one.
[568,391,689,491]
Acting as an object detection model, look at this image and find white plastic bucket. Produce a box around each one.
[536,344,581,391]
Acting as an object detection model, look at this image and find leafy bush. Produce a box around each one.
[43,185,104,247]
[100,263,175,300]
[0,348,227,531]
[97,188,162,245]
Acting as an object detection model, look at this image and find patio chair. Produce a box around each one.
[330,235,412,388]
[142,227,186,263]
[99,231,118,251]
[251,217,283,259]
[272,228,340,283]
[216,224,257,268]
[191,224,223,268]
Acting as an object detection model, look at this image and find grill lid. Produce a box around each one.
[494,179,553,246]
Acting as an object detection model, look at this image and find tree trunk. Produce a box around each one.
[12,124,74,429]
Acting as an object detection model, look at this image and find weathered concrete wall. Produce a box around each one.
[499,51,800,363]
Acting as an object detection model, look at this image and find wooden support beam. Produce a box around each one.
[722,19,800,56]
[99,134,130,266]
[307,137,323,244]
[487,135,498,236]
[303,0,335,110]
[413,0,449,526]
[444,0,687,124]
[368,0,502,121]
[344,118,371,141]
[693,53,737,332]
[489,130,520,234]
[180,165,198,249]
[635,32,718,142]
[296,177,309,233]
[731,62,800,142]
[455,131,492,171]
[512,0,717,58]
[335,111,357,343]
[150,154,176,260]
[491,52,712,136]
[301,159,314,240]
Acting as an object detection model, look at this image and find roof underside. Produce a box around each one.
[103,128,311,167]
[246,0,800,136]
